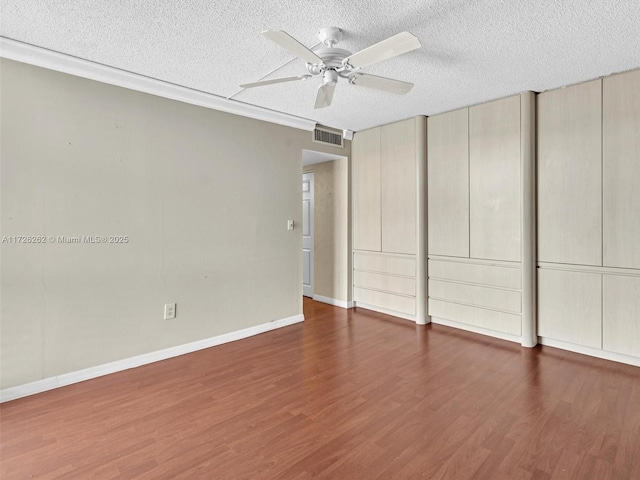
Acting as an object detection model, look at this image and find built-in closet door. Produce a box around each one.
[603,69,640,269]
[538,268,602,349]
[381,118,416,255]
[537,70,640,363]
[601,70,640,360]
[537,79,602,266]
[469,96,521,262]
[603,274,640,358]
[427,94,533,343]
[427,108,469,258]
[352,127,381,252]
[352,117,426,324]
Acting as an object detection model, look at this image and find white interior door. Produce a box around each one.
[302,172,314,297]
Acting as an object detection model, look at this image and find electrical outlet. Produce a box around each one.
[164,303,176,320]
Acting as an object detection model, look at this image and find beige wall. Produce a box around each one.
[0,59,350,389]
[303,159,350,303]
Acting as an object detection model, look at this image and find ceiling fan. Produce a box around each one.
[240,27,421,109]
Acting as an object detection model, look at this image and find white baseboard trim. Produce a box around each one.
[539,337,640,367]
[0,314,304,403]
[431,316,522,344]
[312,294,354,309]
[0,37,316,132]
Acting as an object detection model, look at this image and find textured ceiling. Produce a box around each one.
[2,0,640,131]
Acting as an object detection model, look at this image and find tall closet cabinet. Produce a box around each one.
[426,94,536,346]
[350,68,638,366]
[352,117,427,324]
[537,69,640,361]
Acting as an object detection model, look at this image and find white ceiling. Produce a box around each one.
[2,0,639,132]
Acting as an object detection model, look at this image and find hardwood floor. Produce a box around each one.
[1,298,639,479]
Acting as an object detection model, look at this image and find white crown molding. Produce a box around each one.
[0,313,304,403]
[0,37,317,132]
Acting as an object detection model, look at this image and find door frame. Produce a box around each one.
[302,171,314,297]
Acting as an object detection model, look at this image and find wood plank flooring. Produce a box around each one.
[1,298,639,479]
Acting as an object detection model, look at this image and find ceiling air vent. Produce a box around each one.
[313,126,343,148]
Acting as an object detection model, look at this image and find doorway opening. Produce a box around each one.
[302,149,350,306]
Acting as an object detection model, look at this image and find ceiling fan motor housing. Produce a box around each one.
[306,48,352,77]
[306,27,353,78]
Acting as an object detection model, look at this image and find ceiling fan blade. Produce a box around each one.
[343,32,421,69]
[350,73,414,95]
[314,83,336,109]
[262,30,323,64]
[240,75,310,89]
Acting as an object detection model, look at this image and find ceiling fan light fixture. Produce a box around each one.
[322,70,338,86]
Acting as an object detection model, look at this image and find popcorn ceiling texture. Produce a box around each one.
[2,0,639,131]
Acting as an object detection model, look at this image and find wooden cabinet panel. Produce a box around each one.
[381,118,416,254]
[428,259,521,289]
[354,270,415,296]
[603,70,640,269]
[352,127,381,251]
[354,287,416,316]
[469,96,521,262]
[428,279,521,313]
[538,268,602,348]
[603,274,640,357]
[537,80,602,266]
[427,109,470,257]
[429,299,521,336]
[353,252,416,277]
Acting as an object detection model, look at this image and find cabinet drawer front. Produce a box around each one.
[354,288,416,316]
[428,299,521,336]
[354,271,415,296]
[603,274,640,357]
[428,260,521,289]
[429,279,521,313]
[354,252,416,277]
